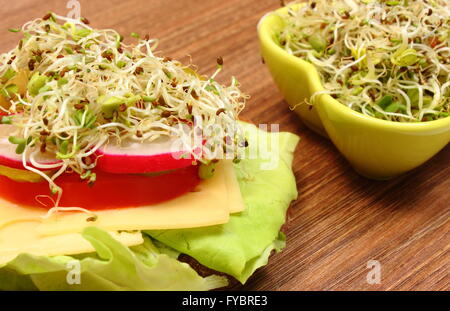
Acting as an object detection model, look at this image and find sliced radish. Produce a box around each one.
[96,136,201,174]
[0,125,60,170]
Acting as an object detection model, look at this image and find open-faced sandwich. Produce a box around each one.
[0,13,299,290]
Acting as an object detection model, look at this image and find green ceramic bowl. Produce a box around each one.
[258,5,450,179]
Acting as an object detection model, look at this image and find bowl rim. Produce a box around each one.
[257,3,450,132]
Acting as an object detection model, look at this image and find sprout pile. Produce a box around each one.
[0,13,247,207]
[278,0,450,122]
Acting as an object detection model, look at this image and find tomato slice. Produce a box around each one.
[0,165,200,210]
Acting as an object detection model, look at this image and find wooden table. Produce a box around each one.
[1,0,448,291]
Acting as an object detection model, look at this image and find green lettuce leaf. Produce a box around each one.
[146,123,299,283]
[0,227,227,291]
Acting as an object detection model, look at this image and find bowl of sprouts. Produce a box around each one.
[258,0,450,179]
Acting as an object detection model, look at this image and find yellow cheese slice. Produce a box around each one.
[0,160,245,242]
[37,161,236,235]
[0,202,43,230]
[0,221,143,265]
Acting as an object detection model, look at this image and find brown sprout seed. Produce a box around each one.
[158,97,167,106]
[82,157,93,166]
[28,59,36,70]
[86,216,98,222]
[40,142,47,153]
[161,110,172,118]
[191,90,199,100]
[216,108,226,115]
[119,103,127,112]
[134,67,144,75]
[186,103,193,114]
[42,13,52,21]
[74,103,85,110]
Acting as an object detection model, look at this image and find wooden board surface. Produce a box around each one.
[0,0,448,291]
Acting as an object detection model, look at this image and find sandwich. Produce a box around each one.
[0,13,299,291]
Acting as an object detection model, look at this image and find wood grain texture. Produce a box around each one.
[0,0,448,291]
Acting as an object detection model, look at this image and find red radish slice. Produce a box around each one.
[0,125,61,170]
[96,136,200,174]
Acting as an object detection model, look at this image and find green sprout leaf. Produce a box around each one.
[308,34,327,53]
[391,48,419,67]
[57,78,69,87]
[116,60,127,69]
[143,95,156,102]
[59,139,69,154]
[385,102,407,113]
[1,84,19,99]
[386,0,400,6]
[73,109,97,129]
[8,136,32,154]
[73,28,92,39]
[2,68,17,82]
[205,84,219,95]
[27,72,48,96]
[0,116,12,124]
[376,95,393,109]
[98,95,126,118]
[198,162,216,179]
